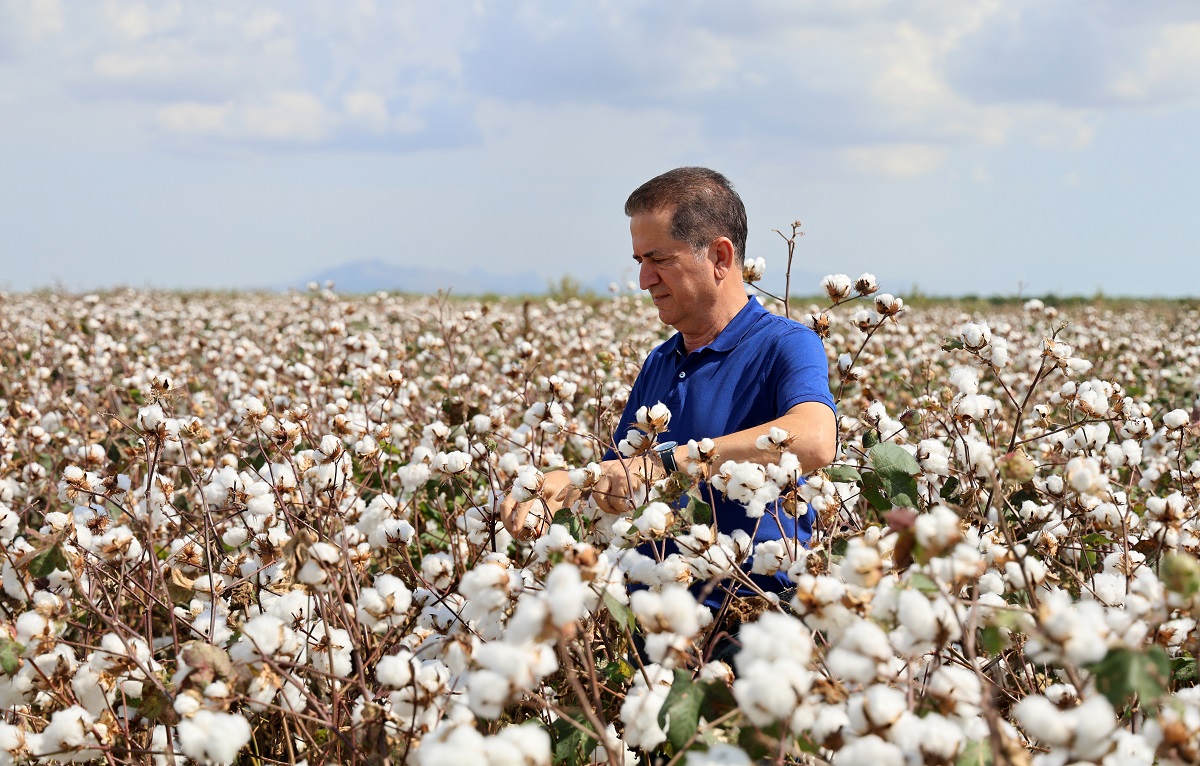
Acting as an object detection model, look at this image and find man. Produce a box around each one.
[502,167,836,607]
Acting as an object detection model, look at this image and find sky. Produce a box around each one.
[1,0,1198,298]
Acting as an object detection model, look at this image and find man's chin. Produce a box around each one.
[654,305,674,325]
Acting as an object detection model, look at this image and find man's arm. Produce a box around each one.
[500,401,836,535]
[670,401,837,475]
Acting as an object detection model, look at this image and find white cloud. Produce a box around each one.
[343,90,389,133]
[22,0,63,38]
[154,91,332,144]
[2,0,1197,163]
[241,91,329,143]
[1112,23,1200,103]
[842,144,947,178]
[155,101,232,135]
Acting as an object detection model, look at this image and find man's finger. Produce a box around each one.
[501,496,527,536]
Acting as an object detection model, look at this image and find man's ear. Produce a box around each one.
[709,237,737,279]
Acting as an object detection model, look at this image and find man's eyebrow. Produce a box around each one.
[632,249,659,261]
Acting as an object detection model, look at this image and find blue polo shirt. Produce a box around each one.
[610,297,836,606]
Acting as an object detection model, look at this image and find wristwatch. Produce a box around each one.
[654,441,679,474]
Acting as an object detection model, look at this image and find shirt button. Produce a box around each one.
[678,371,686,379]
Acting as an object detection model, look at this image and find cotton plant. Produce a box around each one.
[1,287,1200,764]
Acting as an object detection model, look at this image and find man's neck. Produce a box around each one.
[678,292,749,353]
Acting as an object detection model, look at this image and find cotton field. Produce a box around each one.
[0,281,1198,766]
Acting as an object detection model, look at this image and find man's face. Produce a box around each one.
[630,207,717,331]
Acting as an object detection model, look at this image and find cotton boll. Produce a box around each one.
[634,502,674,537]
[742,257,766,284]
[377,652,417,688]
[826,648,878,686]
[959,322,991,351]
[1066,695,1118,760]
[896,589,939,642]
[1164,409,1190,430]
[914,505,962,552]
[420,552,456,591]
[948,367,979,396]
[465,669,510,719]
[418,724,490,766]
[237,614,285,658]
[1065,456,1107,494]
[544,563,588,627]
[488,724,551,766]
[630,585,706,638]
[307,625,352,677]
[926,664,982,718]
[857,684,907,732]
[733,659,811,726]
[822,274,852,302]
[683,743,752,765]
[811,704,850,749]
[833,734,905,766]
[750,539,788,576]
[897,712,965,762]
[619,665,673,751]
[28,705,105,762]
[854,273,878,295]
[839,537,883,588]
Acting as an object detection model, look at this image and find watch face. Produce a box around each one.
[656,441,678,471]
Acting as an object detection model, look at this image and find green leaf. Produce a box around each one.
[28,545,69,578]
[862,430,880,448]
[551,716,597,766]
[909,572,939,594]
[979,625,1006,656]
[552,508,582,539]
[603,591,636,635]
[698,679,738,721]
[869,442,921,476]
[867,443,921,508]
[955,739,993,766]
[737,722,781,761]
[681,495,712,526]
[939,476,961,501]
[137,682,179,725]
[942,339,965,351]
[1088,646,1171,710]
[601,657,636,685]
[860,472,890,511]
[657,669,705,752]
[1170,655,1196,686]
[1162,553,1200,597]
[825,465,862,483]
[1004,486,1039,510]
[0,638,25,676]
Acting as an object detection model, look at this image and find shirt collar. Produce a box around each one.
[669,296,764,358]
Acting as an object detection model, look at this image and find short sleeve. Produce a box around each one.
[771,324,836,416]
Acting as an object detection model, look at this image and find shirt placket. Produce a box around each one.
[662,348,700,440]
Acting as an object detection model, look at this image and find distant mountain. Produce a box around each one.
[298,259,551,296]
[297,257,829,299]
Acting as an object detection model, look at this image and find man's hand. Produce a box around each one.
[499,470,573,539]
[589,458,651,515]
[499,457,667,537]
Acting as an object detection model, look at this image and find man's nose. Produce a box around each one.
[639,262,658,290]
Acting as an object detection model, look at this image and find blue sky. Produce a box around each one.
[1,0,1198,297]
